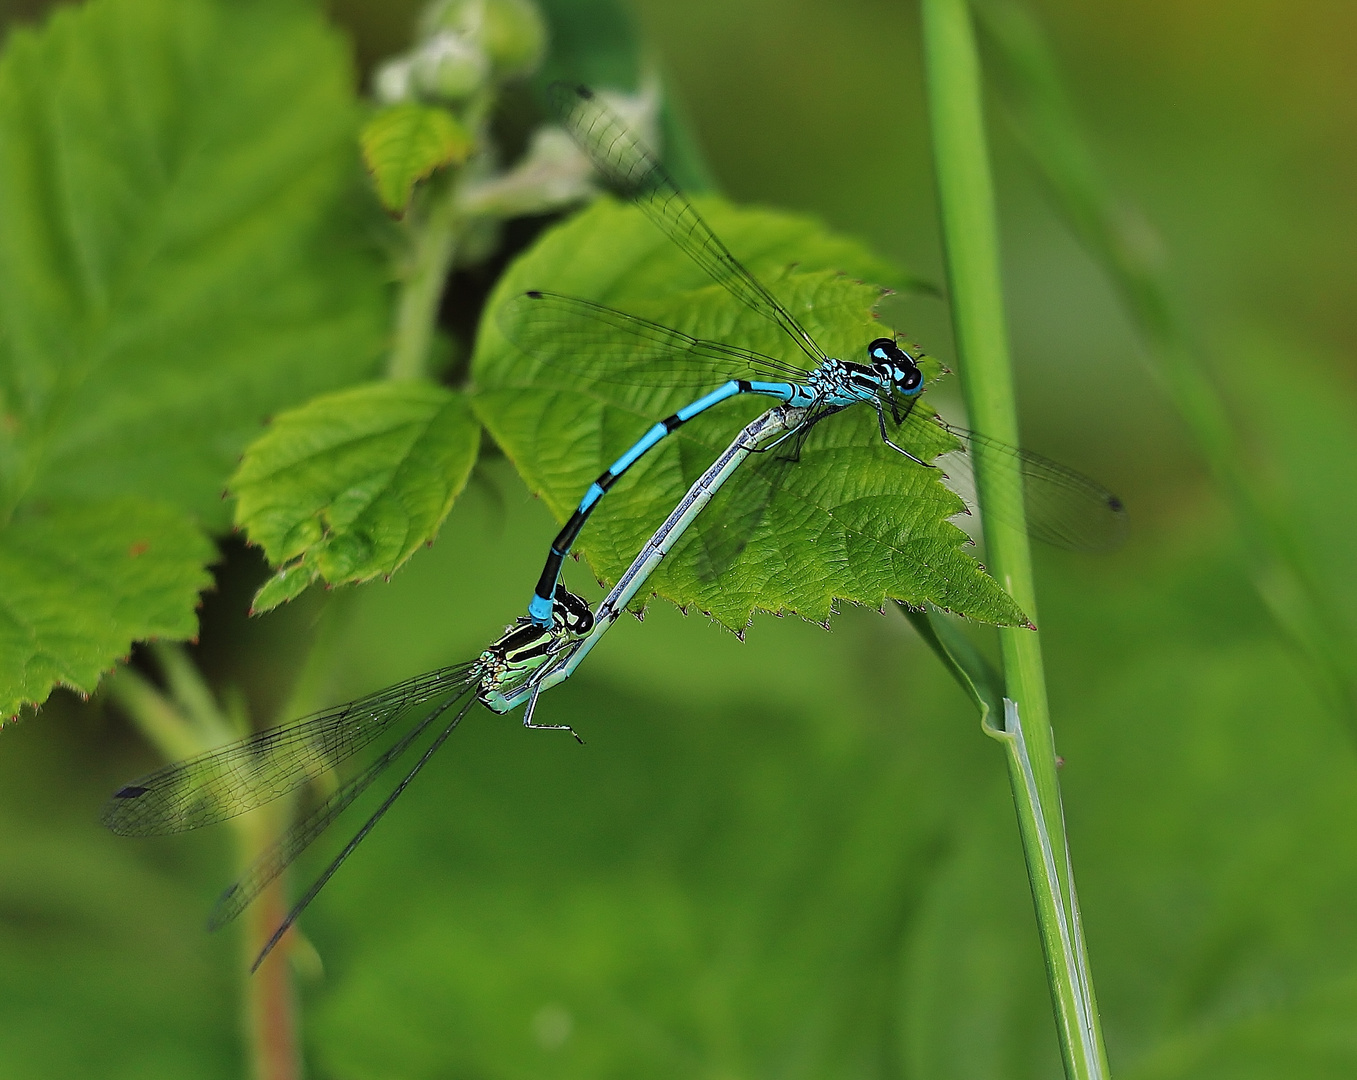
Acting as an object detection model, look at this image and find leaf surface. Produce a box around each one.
[473,197,1026,627]
[0,499,214,717]
[233,382,481,612]
[0,0,388,712]
[360,103,472,214]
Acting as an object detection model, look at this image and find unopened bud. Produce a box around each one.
[412,30,489,101]
[419,0,545,82]
[481,0,546,79]
[373,56,416,104]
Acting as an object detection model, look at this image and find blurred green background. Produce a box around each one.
[2,0,1356,1077]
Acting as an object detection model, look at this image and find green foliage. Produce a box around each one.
[903,556,1357,1079]
[0,500,214,717]
[7,453,1357,1077]
[0,0,388,713]
[360,103,473,214]
[975,0,1357,729]
[232,381,481,613]
[2,1,1354,1078]
[474,198,1028,629]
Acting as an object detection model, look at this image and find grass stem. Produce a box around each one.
[920,0,1110,1074]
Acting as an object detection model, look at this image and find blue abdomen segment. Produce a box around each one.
[527,377,798,624]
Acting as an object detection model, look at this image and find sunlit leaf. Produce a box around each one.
[0,0,388,712]
[360,103,472,214]
[0,499,214,719]
[233,381,481,611]
[473,197,1026,628]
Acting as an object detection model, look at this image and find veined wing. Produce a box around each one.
[898,410,1128,553]
[206,691,469,932]
[549,83,830,367]
[243,697,476,973]
[497,290,813,388]
[661,401,1125,610]
[101,663,479,837]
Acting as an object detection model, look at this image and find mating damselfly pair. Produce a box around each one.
[103,85,1125,969]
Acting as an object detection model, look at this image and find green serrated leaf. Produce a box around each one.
[0,499,215,718]
[0,0,386,529]
[360,103,473,214]
[473,197,1027,628]
[232,381,481,611]
[0,0,388,713]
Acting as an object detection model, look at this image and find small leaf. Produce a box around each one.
[474,197,1026,628]
[360,103,473,213]
[0,499,215,719]
[232,382,481,611]
[249,562,315,615]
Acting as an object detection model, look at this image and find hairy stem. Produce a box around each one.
[388,180,462,381]
[108,649,305,1080]
[241,802,303,1080]
[920,0,1110,1075]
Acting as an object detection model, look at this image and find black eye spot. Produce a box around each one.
[901,366,923,391]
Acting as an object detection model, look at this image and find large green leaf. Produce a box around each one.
[0,0,389,713]
[232,381,481,612]
[473,197,1027,628]
[0,499,214,718]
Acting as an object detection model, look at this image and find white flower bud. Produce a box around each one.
[457,127,593,218]
[418,0,545,82]
[373,56,416,105]
[412,30,489,102]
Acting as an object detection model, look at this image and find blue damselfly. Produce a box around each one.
[501,85,1126,628]
[102,584,593,970]
[101,403,803,969]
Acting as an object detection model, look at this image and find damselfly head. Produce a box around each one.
[552,583,595,634]
[867,338,923,395]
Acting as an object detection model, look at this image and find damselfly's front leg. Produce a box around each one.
[521,674,585,744]
[873,398,933,468]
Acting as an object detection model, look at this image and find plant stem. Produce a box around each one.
[387,180,462,381]
[920,0,1110,1075]
[241,802,302,1080]
[107,650,305,1080]
[972,0,1357,731]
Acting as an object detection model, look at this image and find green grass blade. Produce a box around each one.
[921,0,1111,1075]
[973,0,1357,730]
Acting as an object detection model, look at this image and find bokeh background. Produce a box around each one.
[2,0,1355,1077]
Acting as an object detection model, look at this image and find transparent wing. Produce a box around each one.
[661,403,1124,604]
[497,290,812,388]
[549,83,829,366]
[681,453,790,583]
[245,697,476,973]
[898,410,1129,552]
[205,688,470,932]
[101,663,479,837]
